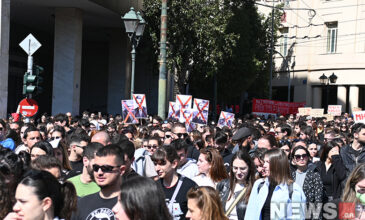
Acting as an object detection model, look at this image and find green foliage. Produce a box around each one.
[143,0,283,103]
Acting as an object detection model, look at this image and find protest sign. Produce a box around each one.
[324,114,334,121]
[352,107,362,113]
[180,108,196,132]
[121,100,138,124]
[310,108,324,118]
[298,107,312,116]
[168,102,177,119]
[192,98,209,124]
[328,105,342,116]
[176,95,192,123]
[353,111,365,123]
[217,111,235,128]
[252,98,305,115]
[132,94,148,118]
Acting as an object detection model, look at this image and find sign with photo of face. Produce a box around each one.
[121,100,138,124]
[192,98,209,125]
[132,94,148,118]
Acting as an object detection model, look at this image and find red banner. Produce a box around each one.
[252,98,306,115]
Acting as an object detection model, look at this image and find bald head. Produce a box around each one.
[91,131,111,146]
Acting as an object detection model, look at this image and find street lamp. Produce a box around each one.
[122,7,146,98]
[319,72,337,112]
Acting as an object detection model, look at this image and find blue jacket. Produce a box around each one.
[244,178,306,220]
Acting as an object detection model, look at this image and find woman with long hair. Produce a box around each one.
[193,147,228,187]
[315,141,346,202]
[4,170,77,220]
[216,150,256,220]
[342,163,365,219]
[291,146,323,207]
[113,176,172,220]
[186,186,228,220]
[245,148,306,220]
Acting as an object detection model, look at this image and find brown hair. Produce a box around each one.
[264,148,293,185]
[187,186,228,220]
[342,163,365,203]
[228,150,256,203]
[200,148,228,183]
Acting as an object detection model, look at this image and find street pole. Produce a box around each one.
[130,44,136,99]
[213,71,217,121]
[287,65,291,102]
[158,0,167,118]
[269,0,274,100]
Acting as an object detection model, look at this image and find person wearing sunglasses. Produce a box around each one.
[164,130,175,145]
[145,136,162,155]
[67,134,89,178]
[68,142,103,197]
[172,123,189,140]
[291,146,323,210]
[72,144,126,220]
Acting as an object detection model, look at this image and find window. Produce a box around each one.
[280,27,289,56]
[326,22,338,53]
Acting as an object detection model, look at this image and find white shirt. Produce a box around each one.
[177,159,199,180]
[225,183,245,220]
[192,174,216,187]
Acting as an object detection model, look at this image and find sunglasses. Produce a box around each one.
[165,134,172,139]
[294,154,308,160]
[147,145,158,150]
[92,164,121,173]
[50,136,61,141]
[176,133,188,139]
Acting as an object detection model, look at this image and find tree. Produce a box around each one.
[142,0,282,105]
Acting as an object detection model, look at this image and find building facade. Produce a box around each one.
[0,0,160,118]
[258,0,365,113]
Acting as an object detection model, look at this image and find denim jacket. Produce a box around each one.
[244,178,306,220]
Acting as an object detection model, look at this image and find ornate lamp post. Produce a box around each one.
[319,72,337,111]
[122,7,146,98]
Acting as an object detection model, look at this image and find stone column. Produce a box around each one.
[107,29,128,115]
[312,87,322,108]
[349,86,359,114]
[52,8,82,115]
[337,86,347,113]
[0,0,10,118]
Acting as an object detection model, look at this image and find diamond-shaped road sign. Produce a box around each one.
[19,34,41,56]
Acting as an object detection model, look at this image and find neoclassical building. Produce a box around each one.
[258,0,365,113]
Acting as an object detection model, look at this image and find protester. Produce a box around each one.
[316,141,346,202]
[113,176,172,220]
[291,146,323,209]
[245,148,306,219]
[71,144,126,219]
[152,145,197,219]
[186,186,228,220]
[4,170,77,220]
[216,150,256,220]
[30,141,54,161]
[193,148,228,187]
[68,142,103,197]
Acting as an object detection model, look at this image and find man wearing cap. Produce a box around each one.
[231,127,253,154]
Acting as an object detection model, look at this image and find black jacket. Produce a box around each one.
[340,144,365,178]
[291,165,323,204]
[216,179,247,220]
[314,155,346,200]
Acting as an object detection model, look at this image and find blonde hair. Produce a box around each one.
[342,163,365,203]
[187,186,228,220]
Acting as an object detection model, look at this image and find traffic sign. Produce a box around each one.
[19,34,41,55]
[19,98,38,117]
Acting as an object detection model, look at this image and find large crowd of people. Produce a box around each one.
[0,111,365,219]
